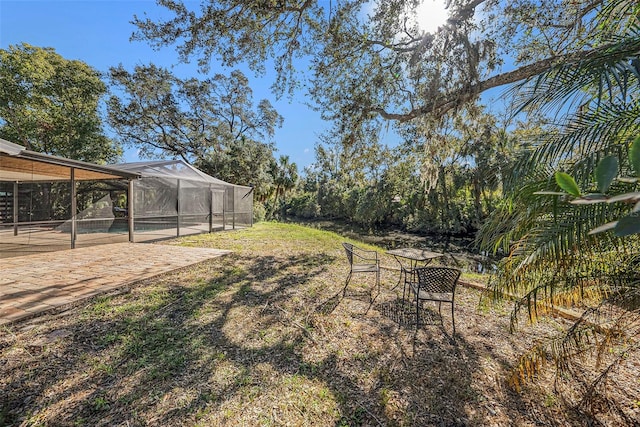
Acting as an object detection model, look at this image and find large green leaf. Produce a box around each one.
[630,136,640,176]
[614,214,640,236]
[555,172,581,197]
[594,155,618,193]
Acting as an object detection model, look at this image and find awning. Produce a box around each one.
[0,138,140,182]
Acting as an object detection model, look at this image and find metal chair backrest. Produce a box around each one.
[415,266,461,299]
[342,242,354,266]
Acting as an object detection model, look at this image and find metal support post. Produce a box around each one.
[13,182,18,236]
[176,179,181,237]
[209,185,213,233]
[128,179,135,243]
[70,167,76,249]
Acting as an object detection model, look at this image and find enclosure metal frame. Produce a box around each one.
[1,139,140,249]
[1,139,253,255]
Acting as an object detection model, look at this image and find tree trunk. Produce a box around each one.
[439,165,449,229]
[473,172,482,225]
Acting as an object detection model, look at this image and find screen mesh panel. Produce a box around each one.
[1,158,253,258]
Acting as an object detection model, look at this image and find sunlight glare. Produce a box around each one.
[413,0,449,34]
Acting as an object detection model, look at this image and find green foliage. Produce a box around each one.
[630,136,640,175]
[615,215,640,236]
[555,172,581,197]
[288,193,320,219]
[547,139,640,237]
[0,43,120,162]
[252,201,267,223]
[594,155,619,193]
[92,396,109,412]
[107,65,282,163]
[292,146,500,235]
[350,186,390,229]
[267,155,299,219]
[479,1,640,407]
[288,105,507,235]
[196,138,276,202]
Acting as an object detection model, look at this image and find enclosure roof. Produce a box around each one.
[0,138,140,182]
[113,159,246,187]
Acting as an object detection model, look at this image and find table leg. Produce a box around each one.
[391,255,404,290]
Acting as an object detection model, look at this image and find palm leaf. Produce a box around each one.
[510,20,640,116]
[520,103,640,180]
[482,1,640,408]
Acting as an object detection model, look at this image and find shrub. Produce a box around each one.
[253,202,267,223]
[288,193,321,218]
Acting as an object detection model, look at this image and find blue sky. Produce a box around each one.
[0,1,509,171]
[0,0,326,168]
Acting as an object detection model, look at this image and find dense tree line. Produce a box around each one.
[284,104,513,238]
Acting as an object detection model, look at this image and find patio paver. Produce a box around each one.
[0,242,230,326]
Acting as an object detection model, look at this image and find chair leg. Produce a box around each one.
[402,269,408,303]
[415,295,420,328]
[451,302,456,335]
[368,271,376,303]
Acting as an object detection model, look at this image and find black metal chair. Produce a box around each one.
[405,266,461,334]
[342,242,380,297]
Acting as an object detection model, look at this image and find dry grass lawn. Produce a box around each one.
[1,222,638,426]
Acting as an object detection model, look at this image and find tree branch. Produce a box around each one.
[369,43,638,122]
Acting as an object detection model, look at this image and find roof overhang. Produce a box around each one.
[0,138,140,182]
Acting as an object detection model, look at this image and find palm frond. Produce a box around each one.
[508,284,640,392]
[511,20,640,116]
[483,1,640,414]
[518,102,640,180]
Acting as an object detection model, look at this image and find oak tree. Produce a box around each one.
[0,43,120,162]
[131,0,634,135]
[107,65,283,162]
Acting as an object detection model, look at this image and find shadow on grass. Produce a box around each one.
[0,251,572,426]
[376,298,445,330]
[315,291,343,315]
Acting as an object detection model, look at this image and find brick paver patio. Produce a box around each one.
[0,242,230,326]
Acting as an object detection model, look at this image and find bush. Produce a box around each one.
[288,193,321,218]
[253,202,267,223]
